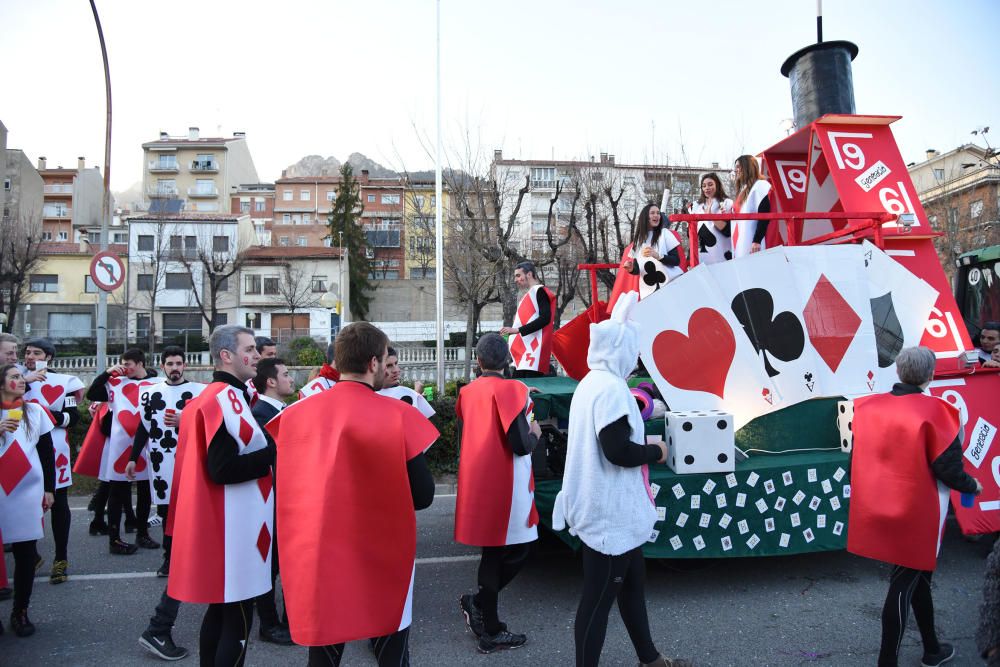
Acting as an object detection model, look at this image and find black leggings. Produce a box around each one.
[474,543,532,635]
[108,481,151,538]
[51,487,70,561]
[200,599,254,667]
[11,540,37,612]
[91,481,134,522]
[879,565,940,666]
[575,544,658,667]
[307,627,410,667]
[157,504,172,559]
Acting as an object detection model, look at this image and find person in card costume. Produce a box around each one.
[454,333,541,654]
[690,173,734,265]
[21,338,83,585]
[75,401,139,537]
[552,294,689,667]
[268,322,436,666]
[298,341,340,400]
[0,364,56,637]
[166,325,274,666]
[249,357,295,647]
[244,336,278,406]
[378,346,436,419]
[622,204,684,300]
[124,347,206,661]
[849,346,981,667]
[500,261,557,378]
[85,348,160,555]
[730,154,772,259]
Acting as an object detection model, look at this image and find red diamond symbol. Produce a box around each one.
[867,370,874,381]
[0,440,31,494]
[812,152,831,187]
[239,418,254,446]
[256,523,271,561]
[803,275,861,373]
[257,475,272,503]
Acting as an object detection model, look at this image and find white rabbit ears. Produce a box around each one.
[609,291,638,324]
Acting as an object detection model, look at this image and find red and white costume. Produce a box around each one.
[167,382,274,603]
[455,376,538,547]
[509,284,556,375]
[298,376,335,401]
[732,180,772,259]
[268,381,438,646]
[98,375,162,483]
[74,403,109,477]
[24,371,84,489]
[0,402,55,543]
[848,392,960,571]
[137,381,206,505]
[378,385,436,419]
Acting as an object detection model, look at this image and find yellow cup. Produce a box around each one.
[7,408,22,421]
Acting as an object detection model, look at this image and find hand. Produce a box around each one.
[750,243,762,254]
[641,247,660,260]
[975,479,984,495]
[163,411,180,428]
[499,326,518,336]
[622,258,633,271]
[984,360,1000,368]
[125,461,137,481]
[43,492,54,511]
[88,401,102,418]
[529,419,542,439]
[107,364,128,378]
[0,418,18,433]
[24,369,47,383]
[655,440,668,464]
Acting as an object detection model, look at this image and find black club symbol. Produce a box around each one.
[142,391,166,422]
[149,448,164,473]
[153,476,169,501]
[159,430,178,454]
[148,418,164,443]
[176,392,194,410]
[730,288,805,378]
[642,261,666,290]
[698,225,718,253]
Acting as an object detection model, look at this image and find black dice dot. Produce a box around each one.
[682,422,693,432]
[717,420,727,430]
[684,454,695,465]
[717,453,728,463]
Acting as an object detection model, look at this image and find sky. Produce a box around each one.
[1,0,997,193]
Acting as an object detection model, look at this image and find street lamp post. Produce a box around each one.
[89,0,112,373]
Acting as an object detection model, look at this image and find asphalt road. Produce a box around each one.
[0,493,994,666]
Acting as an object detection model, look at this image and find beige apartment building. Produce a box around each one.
[141,127,259,214]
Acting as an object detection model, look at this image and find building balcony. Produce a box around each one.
[42,208,72,219]
[187,186,218,198]
[43,184,73,196]
[147,186,180,198]
[148,160,180,173]
[189,160,219,173]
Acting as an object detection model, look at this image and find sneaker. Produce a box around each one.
[148,515,162,527]
[259,624,294,645]
[124,519,137,534]
[109,538,138,555]
[156,559,170,578]
[477,629,527,654]
[139,630,189,661]
[922,642,956,667]
[10,609,35,637]
[50,560,69,585]
[89,519,109,536]
[137,534,161,550]
[459,594,485,638]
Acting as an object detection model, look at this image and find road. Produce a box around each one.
[0,493,993,666]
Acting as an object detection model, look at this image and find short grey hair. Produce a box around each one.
[476,333,511,371]
[0,333,20,347]
[209,325,254,366]
[895,346,936,386]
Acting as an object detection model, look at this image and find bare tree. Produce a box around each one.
[131,220,172,353]
[272,264,321,338]
[176,224,249,334]
[0,208,43,332]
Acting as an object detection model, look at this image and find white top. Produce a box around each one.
[732,180,772,259]
[630,229,683,299]
[691,199,734,265]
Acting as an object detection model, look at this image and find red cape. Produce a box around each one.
[454,376,538,546]
[607,244,639,316]
[552,302,608,381]
[848,392,960,571]
[73,403,109,477]
[269,381,438,646]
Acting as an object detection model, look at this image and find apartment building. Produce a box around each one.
[231,183,275,245]
[272,176,337,247]
[36,156,105,243]
[402,178,447,280]
[2,148,43,226]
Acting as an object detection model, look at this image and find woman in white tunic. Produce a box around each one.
[690,173,734,264]
[623,203,684,299]
[0,364,55,637]
[730,154,773,258]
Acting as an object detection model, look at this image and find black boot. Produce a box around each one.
[10,608,35,637]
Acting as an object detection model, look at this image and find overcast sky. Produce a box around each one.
[2,0,997,192]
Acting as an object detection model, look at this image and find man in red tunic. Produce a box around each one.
[849,346,982,667]
[455,333,541,654]
[268,322,437,666]
[500,261,556,378]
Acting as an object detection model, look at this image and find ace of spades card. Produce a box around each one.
[704,250,816,407]
[783,245,879,397]
[632,264,781,430]
[860,241,938,392]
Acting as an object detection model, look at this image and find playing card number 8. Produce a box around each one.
[226,388,243,414]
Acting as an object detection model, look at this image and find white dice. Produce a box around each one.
[837,400,854,453]
[664,410,735,474]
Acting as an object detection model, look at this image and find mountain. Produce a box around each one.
[112,181,144,211]
[282,153,398,178]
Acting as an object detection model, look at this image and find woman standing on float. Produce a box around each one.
[731,154,772,257]
[623,203,684,299]
[0,363,55,637]
[690,173,734,264]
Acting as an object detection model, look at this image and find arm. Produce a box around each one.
[37,431,55,492]
[752,195,771,244]
[86,371,113,402]
[598,415,661,468]
[662,245,681,268]
[206,427,275,485]
[130,422,150,463]
[931,433,980,493]
[407,453,435,510]
[518,292,552,336]
[54,401,80,430]
[505,412,539,457]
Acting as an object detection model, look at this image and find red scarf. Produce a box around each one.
[318,364,340,382]
[1,399,24,410]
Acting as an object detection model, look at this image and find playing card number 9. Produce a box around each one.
[938,389,968,427]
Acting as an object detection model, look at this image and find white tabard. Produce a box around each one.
[378,386,436,419]
[732,180,772,259]
[298,376,336,400]
[23,372,84,490]
[138,381,206,505]
[630,230,683,299]
[98,375,163,482]
[691,198,734,265]
[0,403,56,543]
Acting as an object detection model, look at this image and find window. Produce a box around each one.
[137,274,154,291]
[30,274,58,293]
[934,168,945,180]
[414,195,425,209]
[296,236,307,246]
[948,207,959,229]
[165,273,192,290]
[367,194,375,203]
[162,312,202,338]
[430,196,436,207]
[411,267,436,279]
[245,275,261,294]
[279,236,289,246]
[194,179,215,195]
[972,200,984,219]
[381,194,401,205]
[282,213,291,224]
[57,231,68,241]
[365,227,401,247]
[41,231,52,241]
[282,190,293,201]
[255,199,266,212]
[300,189,310,201]
[85,275,99,293]
[113,232,127,243]
[193,154,215,170]
[212,313,228,328]
[216,276,230,292]
[48,312,92,337]
[156,155,178,169]
[531,218,547,234]
[246,312,262,329]
[3,178,10,191]
[531,168,556,187]
[263,276,280,295]
[138,235,154,251]
[326,191,335,202]
[312,276,327,292]
[240,201,251,213]
[213,235,229,252]
[136,314,150,340]
[156,179,177,195]
[369,270,399,280]
[409,236,434,253]
[303,214,311,224]
[170,235,197,258]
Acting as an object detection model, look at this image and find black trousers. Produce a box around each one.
[308,627,411,667]
[254,517,283,628]
[157,504,172,560]
[147,587,181,637]
[11,540,37,612]
[878,565,940,666]
[200,599,255,667]
[473,543,532,635]
[108,481,151,538]
[51,487,71,561]
[575,544,658,667]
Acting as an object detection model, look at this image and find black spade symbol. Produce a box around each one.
[698,224,718,253]
[870,292,904,368]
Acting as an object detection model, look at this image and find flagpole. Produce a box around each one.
[434,0,445,396]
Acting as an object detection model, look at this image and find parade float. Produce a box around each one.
[529,35,1000,559]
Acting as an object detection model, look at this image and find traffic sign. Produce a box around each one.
[89,251,125,292]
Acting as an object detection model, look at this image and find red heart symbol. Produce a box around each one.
[117,410,140,437]
[652,308,735,399]
[41,384,64,405]
[56,452,69,467]
[113,445,146,474]
[122,383,140,407]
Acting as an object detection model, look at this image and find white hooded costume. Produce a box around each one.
[552,293,657,556]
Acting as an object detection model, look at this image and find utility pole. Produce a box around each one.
[89,0,112,373]
[434,0,445,395]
